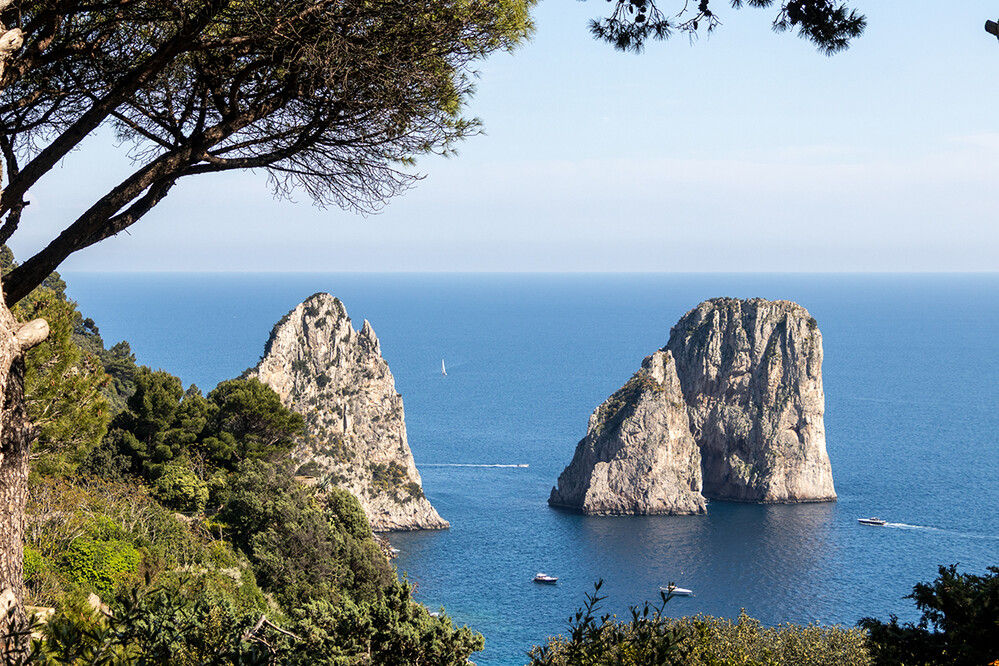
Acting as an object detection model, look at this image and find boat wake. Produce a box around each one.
[423,463,530,468]
[886,523,999,540]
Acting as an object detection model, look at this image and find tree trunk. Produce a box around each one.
[0,302,26,630]
[0,285,46,643]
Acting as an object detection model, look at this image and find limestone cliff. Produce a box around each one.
[665,297,836,503]
[550,297,835,515]
[246,293,448,531]
[548,351,705,515]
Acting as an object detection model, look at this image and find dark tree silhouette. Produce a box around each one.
[590,0,866,54]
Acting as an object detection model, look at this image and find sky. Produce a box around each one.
[9,0,999,272]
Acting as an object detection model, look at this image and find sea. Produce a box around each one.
[61,272,999,666]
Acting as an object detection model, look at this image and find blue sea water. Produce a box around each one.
[62,273,999,666]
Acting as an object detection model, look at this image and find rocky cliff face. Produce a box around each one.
[550,297,835,515]
[548,351,705,515]
[246,293,448,531]
[665,297,836,503]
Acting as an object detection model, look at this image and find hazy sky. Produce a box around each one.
[10,1,999,272]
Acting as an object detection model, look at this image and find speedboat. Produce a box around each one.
[858,517,887,526]
[659,585,693,596]
[533,573,558,584]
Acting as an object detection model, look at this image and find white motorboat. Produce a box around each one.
[533,573,558,584]
[858,517,887,526]
[659,585,694,597]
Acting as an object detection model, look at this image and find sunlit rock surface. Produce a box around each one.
[247,293,448,531]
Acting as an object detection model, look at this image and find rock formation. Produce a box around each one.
[548,351,705,515]
[666,298,836,503]
[247,293,448,531]
[549,297,835,515]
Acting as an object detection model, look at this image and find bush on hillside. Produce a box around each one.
[24,477,263,610]
[217,459,394,609]
[861,564,999,666]
[528,581,871,666]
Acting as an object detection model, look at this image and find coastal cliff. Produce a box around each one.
[246,293,448,531]
[549,297,835,514]
[666,298,836,503]
[548,351,705,515]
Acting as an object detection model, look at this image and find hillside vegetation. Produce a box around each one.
[1,257,483,664]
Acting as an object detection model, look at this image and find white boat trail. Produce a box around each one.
[885,522,999,540]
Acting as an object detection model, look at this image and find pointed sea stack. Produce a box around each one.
[548,351,706,515]
[247,293,448,531]
[665,297,836,503]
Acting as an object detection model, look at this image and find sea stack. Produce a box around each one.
[666,298,836,503]
[247,293,448,531]
[548,351,706,515]
[549,297,836,515]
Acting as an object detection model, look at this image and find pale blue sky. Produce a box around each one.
[10,1,999,272]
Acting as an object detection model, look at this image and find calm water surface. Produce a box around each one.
[63,273,999,666]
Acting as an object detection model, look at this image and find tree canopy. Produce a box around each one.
[0,0,535,304]
[590,0,866,53]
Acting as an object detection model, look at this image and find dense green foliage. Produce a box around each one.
[529,581,870,666]
[860,565,999,666]
[1,247,114,477]
[205,380,306,464]
[81,369,303,512]
[13,465,483,665]
[217,460,394,609]
[3,579,273,665]
[23,476,264,610]
[3,576,482,666]
[279,580,485,665]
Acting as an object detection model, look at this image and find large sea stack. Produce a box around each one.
[549,297,836,515]
[548,351,705,515]
[665,298,836,503]
[247,293,448,531]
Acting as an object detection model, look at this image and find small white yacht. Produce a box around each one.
[858,517,887,526]
[533,573,558,584]
[659,585,694,597]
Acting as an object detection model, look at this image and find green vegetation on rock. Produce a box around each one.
[592,370,664,437]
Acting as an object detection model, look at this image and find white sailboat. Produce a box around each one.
[441,359,447,376]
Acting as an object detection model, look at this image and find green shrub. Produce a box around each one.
[861,564,999,666]
[283,579,484,665]
[62,538,142,596]
[528,582,871,666]
[404,481,425,501]
[26,477,257,606]
[296,460,322,477]
[153,461,209,512]
[670,612,871,666]
[323,487,371,540]
[369,461,408,494]
[218,460,393,608]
